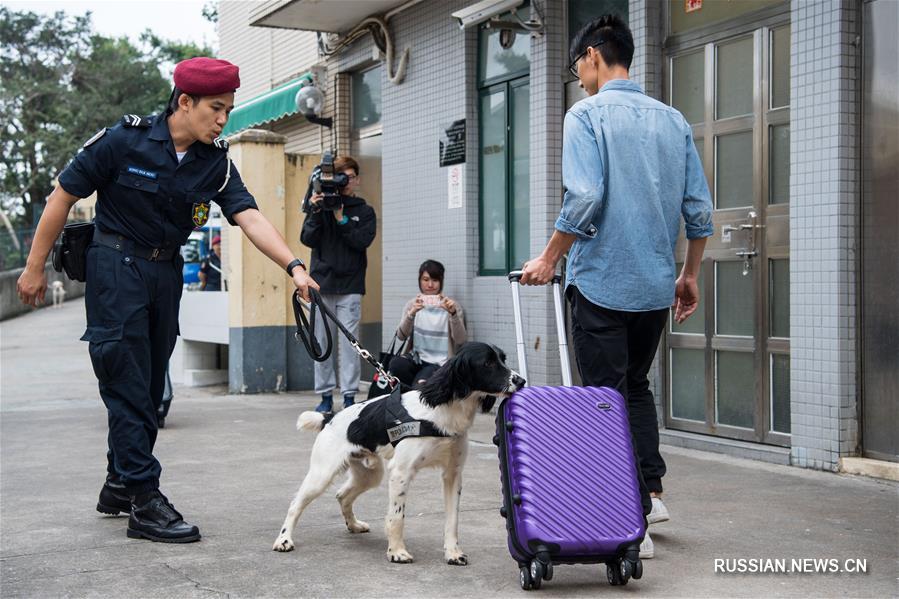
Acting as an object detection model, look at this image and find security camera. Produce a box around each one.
[295,83,332,129]
[450,0,523,30]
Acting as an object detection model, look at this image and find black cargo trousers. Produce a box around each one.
[81,241,183,496]
[568,286,669,517]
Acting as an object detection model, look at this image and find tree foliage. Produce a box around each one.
[0,7,213,228]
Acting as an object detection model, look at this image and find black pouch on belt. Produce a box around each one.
[51,221,95,282]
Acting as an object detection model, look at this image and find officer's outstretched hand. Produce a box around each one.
[292,269,320,303]
[17,267,48,307]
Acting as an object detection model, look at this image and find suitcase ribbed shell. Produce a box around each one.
[501,385,645,560]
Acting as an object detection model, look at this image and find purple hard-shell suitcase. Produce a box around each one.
[494,272,645,590]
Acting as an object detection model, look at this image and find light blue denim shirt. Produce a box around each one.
[556,79,713,312]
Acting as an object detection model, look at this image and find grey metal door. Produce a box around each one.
[664,21,791,445]
[861,0,899,462]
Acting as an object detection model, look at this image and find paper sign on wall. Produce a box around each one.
[685,0,702,13]
[447,164,464,210]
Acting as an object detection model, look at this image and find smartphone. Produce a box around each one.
[420,294,442,306]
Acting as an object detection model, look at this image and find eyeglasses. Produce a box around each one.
[568,41,605,78]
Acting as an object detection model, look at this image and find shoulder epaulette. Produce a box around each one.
[82,128,107,148]
[213,137,229,150]
[121,114,151,128]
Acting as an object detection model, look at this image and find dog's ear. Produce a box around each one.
[418,362,455,407]
[419,349,472,407]
[450,350,471,400]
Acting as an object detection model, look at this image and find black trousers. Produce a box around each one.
[388,354,440,390]
[568,287,669,516]
[82,243,182,496]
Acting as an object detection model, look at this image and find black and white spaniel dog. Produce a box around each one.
[273,342,525,565]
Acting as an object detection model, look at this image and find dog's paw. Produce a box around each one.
[346,519,370,534]
[387,548,414,563]
[445,548,469,566]
[272,537,295,552]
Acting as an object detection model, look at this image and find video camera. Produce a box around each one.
[303,152,349,212]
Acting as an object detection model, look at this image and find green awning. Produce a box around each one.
[222,73,311,136]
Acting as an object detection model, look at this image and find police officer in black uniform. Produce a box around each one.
[17,57,318,543]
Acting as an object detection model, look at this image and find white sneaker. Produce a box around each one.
[647,496,669,525]
[639,531,654,559]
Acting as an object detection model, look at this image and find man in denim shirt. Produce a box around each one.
[521,15,713,560]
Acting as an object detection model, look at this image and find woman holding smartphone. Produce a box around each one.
[388,260,467,389]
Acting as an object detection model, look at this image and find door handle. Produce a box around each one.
[736,211,762,276]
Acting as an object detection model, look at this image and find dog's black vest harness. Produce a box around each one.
[384,388,449,447]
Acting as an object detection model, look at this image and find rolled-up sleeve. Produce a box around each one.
[215,163,258,225]
[555,111,604,240]
[682,129,714,240]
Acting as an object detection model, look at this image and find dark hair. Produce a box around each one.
[166,87,201,115]
[334,156,360,176]
[569,14,634,71]
[418,259,445,293]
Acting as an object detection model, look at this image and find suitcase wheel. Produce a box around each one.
[519,565,534,591]
[519,562,543,590]
[606,559,631,586]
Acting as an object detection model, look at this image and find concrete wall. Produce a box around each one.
[1,266,84,321]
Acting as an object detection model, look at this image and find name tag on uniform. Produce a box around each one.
[126,166,158,180]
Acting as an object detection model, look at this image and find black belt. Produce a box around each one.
[93,229,178,262]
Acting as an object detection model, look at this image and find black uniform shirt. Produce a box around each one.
[58,114,257,249]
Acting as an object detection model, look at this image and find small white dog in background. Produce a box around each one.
[50,280,66,308]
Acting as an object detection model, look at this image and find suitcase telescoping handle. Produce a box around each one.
[507,271,573,387]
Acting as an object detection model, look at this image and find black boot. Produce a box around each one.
[96,476,131,515]
[126,491,201,543]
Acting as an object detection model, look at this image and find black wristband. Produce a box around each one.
[286,258,305,276]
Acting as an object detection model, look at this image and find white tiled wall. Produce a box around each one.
[789,0,859,470]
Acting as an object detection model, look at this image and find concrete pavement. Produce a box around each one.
[1,298,897,598]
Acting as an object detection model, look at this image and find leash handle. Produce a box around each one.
[292,290,399,387]
[292,291,332,362]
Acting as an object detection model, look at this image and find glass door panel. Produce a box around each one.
[716,351,755,428]
[715,261,754,336]
[716,36,754,119]
[479,88,507,272]
[510,81,530,269]
[770,354,791,434]
[671,348,706,421]
[672,50,705,124]
[715,131,754,210]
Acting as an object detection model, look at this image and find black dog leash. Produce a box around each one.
[292,290,398,387]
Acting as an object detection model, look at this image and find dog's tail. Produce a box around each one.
[296,411,326,432]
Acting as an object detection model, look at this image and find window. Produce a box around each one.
[352,65,382,130]
[478,6,530,275]
[568,0,628,45]
[565,0,628,109]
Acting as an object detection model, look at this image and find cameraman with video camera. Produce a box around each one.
[301,155,376,413]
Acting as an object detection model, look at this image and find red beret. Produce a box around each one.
[173,57,240,96]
